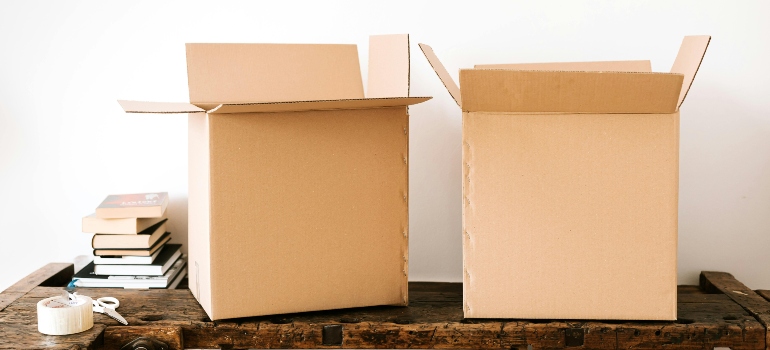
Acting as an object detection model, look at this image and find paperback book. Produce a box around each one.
[95,192,169,219]
[91,220,168,249]
[94,244,182,276]
[93,248,161,265]
[82,213,167,234]
[93,233,170,256]
[73,256,187,289]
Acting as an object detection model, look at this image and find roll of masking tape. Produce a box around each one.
[37,294,94,335]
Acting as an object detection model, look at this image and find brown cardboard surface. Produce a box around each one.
[459,69,683,113]
[122,35,427,320]
[118,100,204,114]
[368,34,410,98]
[207,97,430,114]
[418,43,461,107]
[475,60,652,72]
[671,35,711,108]
[186,43,364,104]
[462,111,679,320]
[207,107,409,319]
[187,113,212,316]
[419,36,706,320]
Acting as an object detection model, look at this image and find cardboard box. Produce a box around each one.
[118,34,430,320]
[420,36,710,320]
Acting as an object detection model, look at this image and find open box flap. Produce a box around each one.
[475,60,652,72]
[460,70,683,114]
[207,96,431,114]
[418,43,461,107]
[118,100,205,114]
[186,43,365,104]
[670,35,711,108]
[368,34,410,98]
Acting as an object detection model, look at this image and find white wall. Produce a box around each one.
[2,0,769,292]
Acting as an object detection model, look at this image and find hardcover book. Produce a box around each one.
[94,244,182,276]
[93,248,162,265]
[93,234,170,256]
[95,192,169,219]
[91,220,168,249]
[74,256,187,289]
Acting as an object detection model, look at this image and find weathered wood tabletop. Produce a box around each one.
[2,264,770,350]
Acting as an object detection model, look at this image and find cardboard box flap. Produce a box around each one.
[670,35,711,108]
[368,34,410,98]
[186,43,365,104]
[418,43,461,107]
[460,70,683,113]
[118,100,205,114]
[475,60,652,72]
[207,96,431,114]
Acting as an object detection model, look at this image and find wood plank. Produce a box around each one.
[23,283,751,350]
[758,290,770,303]
[701,271,770,350]
[102,326,183,350]
[0,263,73,311]
[0,323,105,350]
[1,279,766,349]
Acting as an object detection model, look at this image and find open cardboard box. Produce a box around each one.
[420,36,710,320]
[119,34,430,320]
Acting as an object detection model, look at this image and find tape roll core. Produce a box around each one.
[37,295,94,335]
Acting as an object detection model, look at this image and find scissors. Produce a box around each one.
[92,297,128,325]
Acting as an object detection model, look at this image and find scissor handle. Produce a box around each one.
[96,297,120,309]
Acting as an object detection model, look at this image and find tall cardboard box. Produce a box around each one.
[119,35,430,320]
[421,36,710,320]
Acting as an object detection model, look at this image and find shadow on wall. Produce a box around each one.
[165,194,189,257]
[678,81,770,287]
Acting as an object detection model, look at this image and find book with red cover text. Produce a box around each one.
[95,192,169,219]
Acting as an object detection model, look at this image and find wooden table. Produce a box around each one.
[2,264,770,349]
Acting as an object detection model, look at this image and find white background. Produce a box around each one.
[1,0,769,292]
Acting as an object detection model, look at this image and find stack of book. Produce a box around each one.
[74,192,187,289]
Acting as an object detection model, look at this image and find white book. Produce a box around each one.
[74,256,186,289]
[127,267,187,290]
[94,244,181,276]
[167,267,187,289]
[93,248,161,265]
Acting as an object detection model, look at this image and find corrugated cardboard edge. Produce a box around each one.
[475,60,652,72]
[367,34,412,305]
[118,97,431,115]
[402,109,410,306]
[118,100,205,114]
[368,34,410,98]
[461,112,471,317]
[670,35,711,108]
[188,113,213,319]
[418,43,461,107]
[206,97,430,114]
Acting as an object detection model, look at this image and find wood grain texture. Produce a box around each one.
[1,277,767,349]
[701,271,770,350]
[0,323,105,350]
[102,327,183,350]
[757,290,770,303]
[16,283,766,349]
[0,263,73,311]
